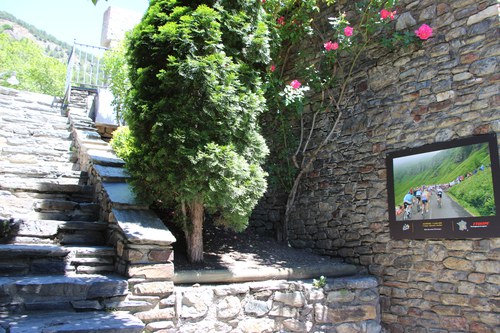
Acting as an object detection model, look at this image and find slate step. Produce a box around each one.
[32,204,100,222]
[0,274,128,314]
[10,219,107,245]
[1,311,144,333]
[66,246,116,274]
[0,177,93,195]
[0,165,85,181]
[0,244,115,276]
[0,244,68,276]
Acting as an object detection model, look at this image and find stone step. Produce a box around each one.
[6,219,107,243]
[0,244,69,276]
[66,245,116,258]
[0,165,86,180]
[66,246,116,274]
[0,177,93,195]
[0,244,69,258]
[1,146,73,161]
[0,244,115,276]
[0,274,129,314]
[32,200,100,221]
[0,122,71,141]
[2,311,144,333]
[0,193,95,221]
[30,211,100,223]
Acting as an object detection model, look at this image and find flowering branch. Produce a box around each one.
[262,0,433,241]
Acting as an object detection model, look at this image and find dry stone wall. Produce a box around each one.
[253,0,499,332]
[147,277,380,333]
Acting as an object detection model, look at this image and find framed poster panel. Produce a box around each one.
[386,133,500,239]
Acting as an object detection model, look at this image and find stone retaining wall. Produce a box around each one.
[143,276,380,333]
[253,1,500,332]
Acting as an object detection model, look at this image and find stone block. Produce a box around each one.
[111,300,153,312]
[135,308,177,323]
[467,5,498,25]
[216,295,241,319]
[238,318,275,333]
[133,281,174,296]
[274,291,306,307]
[71,299,104,311]
[127,263,174,279]
[283,319,312,333]
[327,289,356,303]
[148,248,174,262]
[145,321,176,332]
[244,299,271,316]
[181,289,213,319]
[315,304,377,324]
[123,248,145,262]
[307,288,325,301]
[214,284,250,296]
[269,303,297,317]
[87,278,129,299]
[443,257,473,271]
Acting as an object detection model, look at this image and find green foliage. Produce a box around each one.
[448,169,495,216]
[110,126,135,160]
[0,33,66,96]
[102,41,130,124]
[123,0,270,232]
[1,24,13,32]
[313,275,327,288]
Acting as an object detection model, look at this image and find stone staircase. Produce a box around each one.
[0,87,144,332]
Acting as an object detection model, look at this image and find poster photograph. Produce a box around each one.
[386,133,500,239]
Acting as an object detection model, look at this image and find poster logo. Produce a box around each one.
[457,220,468,231]
[402,224,410,231]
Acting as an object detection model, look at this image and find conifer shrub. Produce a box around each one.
[121,0,270,262]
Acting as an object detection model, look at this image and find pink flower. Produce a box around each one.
[380,9,396,20]
[324,41,339,51]
[290,80,301,89]
[277,16,285,26]
[415,24,433,40]
[269,64,276,72]
[344,26,353,37]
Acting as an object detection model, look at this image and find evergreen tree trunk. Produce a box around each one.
[186,200,204,263]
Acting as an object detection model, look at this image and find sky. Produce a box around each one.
[1,0,150,46]
[393,150,441,169]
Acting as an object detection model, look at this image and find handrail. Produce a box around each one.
[63,40,109,108]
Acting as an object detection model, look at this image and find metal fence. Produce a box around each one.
[64,41,109,103]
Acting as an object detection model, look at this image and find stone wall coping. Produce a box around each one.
[93,165,130,182]
[110,208,176,246]
[324,276,378,291]
[103,182,144,207]
[173,262,358,284]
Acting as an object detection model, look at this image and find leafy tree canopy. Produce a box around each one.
[0,33,66,96]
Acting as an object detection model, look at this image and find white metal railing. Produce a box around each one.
[63,41,109,105]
